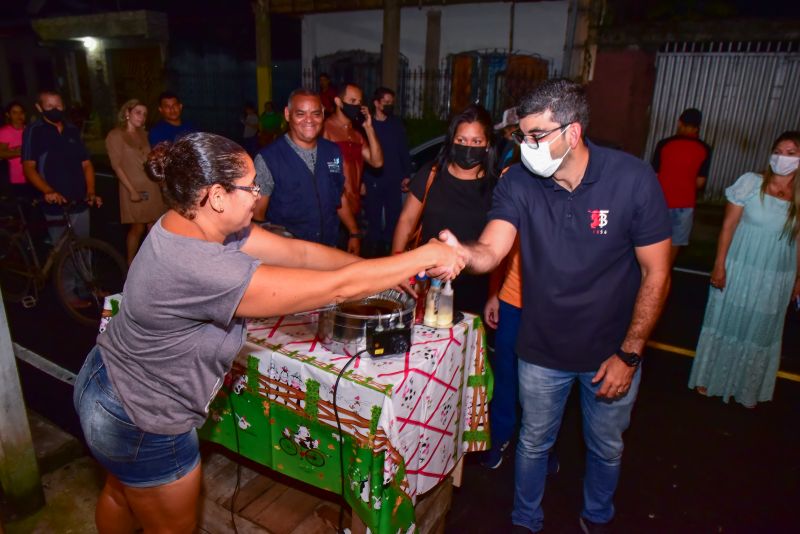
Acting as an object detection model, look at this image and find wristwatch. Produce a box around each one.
[616,348,642,368]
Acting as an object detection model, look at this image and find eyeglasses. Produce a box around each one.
[199,183,261,207]
[511,122,573,148]
[230,184,261,197]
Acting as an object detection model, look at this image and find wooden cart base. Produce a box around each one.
[198,449,454,534]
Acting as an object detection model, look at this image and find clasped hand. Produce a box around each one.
[425,229,468,281]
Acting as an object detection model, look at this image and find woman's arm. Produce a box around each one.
[0,141,20,160]
[235,240,461,318]
[242,223,360,270]
[793,234,800,299]
[710,202,744,290]
[390,194,423,254]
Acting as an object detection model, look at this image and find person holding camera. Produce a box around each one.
[323,82,383,226]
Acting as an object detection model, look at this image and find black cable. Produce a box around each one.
[333,349,369,534]
[227,388,242,534]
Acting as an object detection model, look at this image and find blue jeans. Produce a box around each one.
[488,299,520,449]
[512,359,641,531]
[668,207,694,246]
[74,346,200,487]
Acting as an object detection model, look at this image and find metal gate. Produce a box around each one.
[644,41,800,198]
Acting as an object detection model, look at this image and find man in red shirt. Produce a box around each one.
[652,108,712,265]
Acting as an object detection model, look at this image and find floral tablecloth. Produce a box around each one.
[199,312,492,534]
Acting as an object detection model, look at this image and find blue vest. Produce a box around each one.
[262,136,344,246]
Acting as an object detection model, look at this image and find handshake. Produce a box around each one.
[422,229,470,281]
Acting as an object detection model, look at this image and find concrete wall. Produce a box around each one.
[301,1,569,72]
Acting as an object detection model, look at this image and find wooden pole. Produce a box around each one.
[253,0,273,109]
[0,294,44,515]
[423,9,441,117]
[381,0,401,91]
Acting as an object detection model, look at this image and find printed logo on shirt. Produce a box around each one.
[327,157,341,174]
[588,209,609,235]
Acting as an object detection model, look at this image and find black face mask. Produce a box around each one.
[42,108,65,123]
[341,103,363,124]
[382,105,394,117]
[452,144,485,170]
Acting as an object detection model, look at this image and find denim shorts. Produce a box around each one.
[669,207,694,246]
[73,346,201,488]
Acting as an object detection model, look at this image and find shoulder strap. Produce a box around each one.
[407,165,438,250]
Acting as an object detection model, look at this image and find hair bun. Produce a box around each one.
[145,141,171,183]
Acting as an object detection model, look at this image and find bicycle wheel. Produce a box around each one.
[279,437,299,456]
[54,238,127,327]
[305,449,325,467]
[0,229,32,303]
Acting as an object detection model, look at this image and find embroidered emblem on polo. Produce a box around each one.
[588,209,609,235]
[327,157,341,173]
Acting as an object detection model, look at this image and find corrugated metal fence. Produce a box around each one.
[644,41,800,199]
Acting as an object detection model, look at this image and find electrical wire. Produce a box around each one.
[333,349,368,534]
[227,389,242,534]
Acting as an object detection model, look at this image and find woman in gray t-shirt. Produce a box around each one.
[73,132,462,533]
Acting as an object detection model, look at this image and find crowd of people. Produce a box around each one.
[1,76,798,534]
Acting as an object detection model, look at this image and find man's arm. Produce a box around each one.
[253,153,275,220]
[337,194,361,255]
[696,145,712,192]
[359,108,383,168]
[462,219,518,275]
[23,160,66,204]
[592,237,671,399]
[621,238,672,354]
[429,219,517,279]
[83,160,101,207]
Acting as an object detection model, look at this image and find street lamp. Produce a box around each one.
[81,37,98,51]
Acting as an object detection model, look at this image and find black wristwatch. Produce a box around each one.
[616,348,642,368]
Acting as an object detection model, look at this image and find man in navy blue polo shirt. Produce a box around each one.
[439,79,671,533]
[252,89,360,253]
[22,89,102,306]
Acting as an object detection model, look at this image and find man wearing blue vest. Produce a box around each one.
[253,89,360,254]
[437,79,671,533]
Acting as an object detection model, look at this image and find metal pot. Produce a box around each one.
[317,289,415,356]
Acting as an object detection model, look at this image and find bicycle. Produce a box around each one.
[279,436,326,467]
[0,198,128,327]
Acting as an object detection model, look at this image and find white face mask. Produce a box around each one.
[769,154,800,176]
[520,127,571,177]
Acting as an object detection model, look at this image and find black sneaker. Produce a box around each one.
[579,516,613,534]
[511,524,538,534]
[480,440,509,469]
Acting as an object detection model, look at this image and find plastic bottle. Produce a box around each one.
[423,278,442,327]
[414,274,429,325]
[436,280,454,328]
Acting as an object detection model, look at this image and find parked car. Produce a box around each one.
[409,135,445,176]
